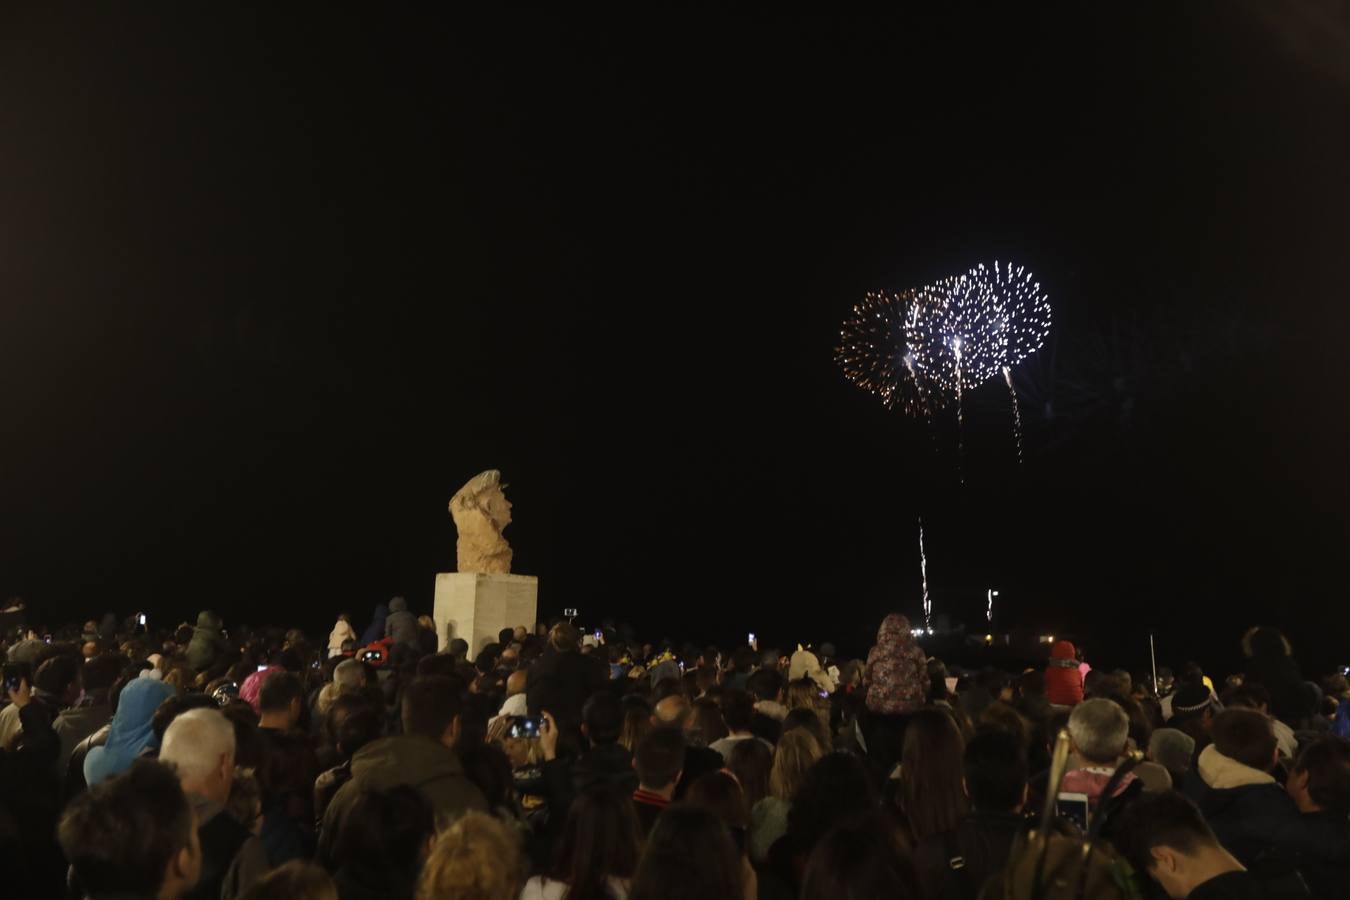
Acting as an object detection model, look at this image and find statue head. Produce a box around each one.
[449,470,514,574]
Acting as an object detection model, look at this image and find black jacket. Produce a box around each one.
[914,811,1028,900]
[525,649,608,728]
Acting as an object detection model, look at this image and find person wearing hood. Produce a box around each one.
[84,676,177,786]
[383,596,420,653]
[1045,640,1084,707]
[327,614,357,659]
[317,675,486,866]
[359,603,389,647]
[789,647,838,696]
[185,610,227,673]
[861,614,929,777]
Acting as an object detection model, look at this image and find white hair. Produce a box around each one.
[1067,698,1130,764]
[160,707,236,784]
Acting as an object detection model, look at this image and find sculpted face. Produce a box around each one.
[484,486,512,530]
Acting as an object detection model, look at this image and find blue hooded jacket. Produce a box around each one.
[360,604,389,646]
[83,677,176,786]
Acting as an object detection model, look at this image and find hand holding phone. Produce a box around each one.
[539,710,559,761]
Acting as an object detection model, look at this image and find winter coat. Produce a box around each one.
[384,597,419,651]
[1185,745,1303,868]
[317,734,487,865]
[83,678,176,786]
[327,619,357,657]
[863,614,929,715]
[185,610,227,672]
[359,604,389,646]
[1044,641,1084,707]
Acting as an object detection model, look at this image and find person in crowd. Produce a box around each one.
[186,611,228,673]
[690,696,728,747]
[0,665,67,895]
[1241,627,1309,726]
[728,736,772,817]
[239,861,338,900]
[31,653,82,749]
[1061,697,1140,817]
[914,728,1028,900]
[540,692,637,799]
[416,615,439,656]
[314,658,368,722]
[57,760,203,900]
[84,675,176,786]
[522,783,641,900]
[1278,736,1350,897]
[358,603,389,647]
[1045,639,1084,707]
[1114,791,1311,899]
[416,810,522,900]
[327,615,356,659]
[709,690,770,763]
[629,805,753,900]
[632,726,683,835]
[313,702,383,827]
[160,707,269,900]
[801,810,920,900]
[862,614,929,778]
[227,769,263,838]
[788,646,837,696]
[527,622,609,730]
[649,695,724,793]
[255,671,319,862]
[1226,683,1298,760]
[749,728,824,862]
[384,597,419,653]
[330,785,435,900]
[766,752,879,896]
[899,707,968,842]
[685,769,751,850]
[1186,707,1299,867]
[319,675,486,864]
[54,654,123,774]
[490,669,529,728]
[1150,727,1198,791]
[619,700,652,753]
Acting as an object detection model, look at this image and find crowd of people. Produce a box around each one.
[2,602,1350,900]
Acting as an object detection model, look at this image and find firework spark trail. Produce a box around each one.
[834,290,943,419]
[1003,366,1024,463]
[918,517,930,630]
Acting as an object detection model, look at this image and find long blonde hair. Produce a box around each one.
[769,729,824,800]
[417,811,521,900]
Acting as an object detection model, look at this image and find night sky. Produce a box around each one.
[3,6,1349,673]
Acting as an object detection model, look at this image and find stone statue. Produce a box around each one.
[449,469,514,574]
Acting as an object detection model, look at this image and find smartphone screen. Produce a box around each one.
[509,717,541,740]
[1056,792,1090,832]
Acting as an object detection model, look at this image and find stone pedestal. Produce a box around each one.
[433,572,538,656]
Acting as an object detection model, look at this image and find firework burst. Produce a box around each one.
[835,289,944,418]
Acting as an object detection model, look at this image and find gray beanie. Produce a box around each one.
[1149,727,1196,773]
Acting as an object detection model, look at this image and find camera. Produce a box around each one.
[508,716,542,740]
[563,608,578,618]
[362,648,384,664]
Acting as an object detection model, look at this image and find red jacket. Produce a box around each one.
[1045,640,1084,706]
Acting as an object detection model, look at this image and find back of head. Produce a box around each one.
[788,752,878,853]
[684,770,749,830]
[1111,791,1219,885]
[1211,708,1277,771]
[402,675,462,740]
[801,811,919,900]
[1293,737,1350,816]
[335,705,384,760]
[583,691,624,745]
[900,709,968,839]
[745,668,784,704]
[238,860,337,900]
[153,693,219,745]
[335,785,435,873]
[553,783,642,893]
[630,805,743,900]
[417,810,521,900]
[161,707,237,784]
[965,728,1028,812]
[771,728,826,802]
[636,727,685,790]
[1067,698,1129,765]
[58,760,196,897]
[34,653,81,697]
[550,622,580,653]
[720,689,755,733]
[1148,728,1196,775]
[83,654,127,693]
[258,671,304,715]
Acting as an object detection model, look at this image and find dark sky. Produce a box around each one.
[3,6,1349,672]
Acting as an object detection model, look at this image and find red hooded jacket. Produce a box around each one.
[1045,640,1084,706]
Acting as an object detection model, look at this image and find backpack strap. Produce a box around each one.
[1087,756,1142,840]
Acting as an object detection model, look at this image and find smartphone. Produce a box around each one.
[1056,792,1090,832]
[819,689,830,699]
[508,716,542,740]
[748,632,756,644]
[563,608,578,618]
[137,613,147,626]
[362,649,383,663]
[257,665,269,673]
[43,634,52,644]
